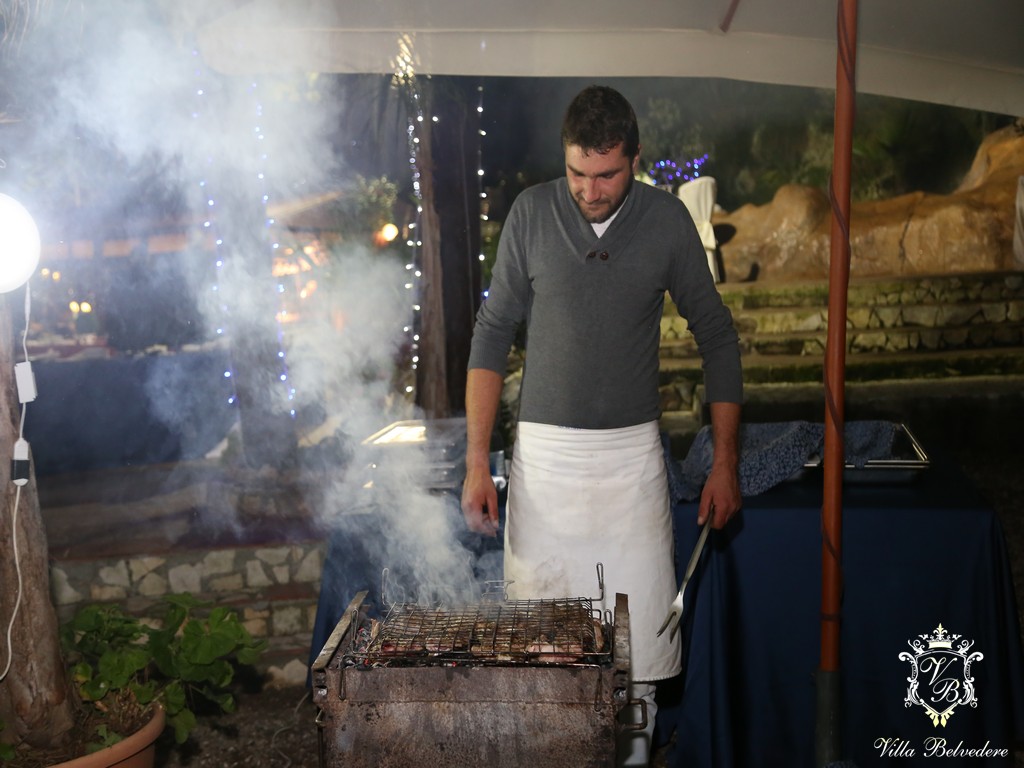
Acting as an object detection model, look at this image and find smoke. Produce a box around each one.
[327,447,486,608]
[288,245,412,437]
[296,244,493,605]
[31,4,337,198]
[2,4,492,603]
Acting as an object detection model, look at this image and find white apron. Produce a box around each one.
[504,421,682,681]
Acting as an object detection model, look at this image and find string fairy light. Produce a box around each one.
[249,79,297,418]
[191,46,239,408]
[648,153,711,188]
[477,81,488,272]
[392,36,426,400]
[190,50,296,418]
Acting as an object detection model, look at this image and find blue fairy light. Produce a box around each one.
[648,152,711,187]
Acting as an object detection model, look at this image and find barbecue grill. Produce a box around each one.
[311,574,642,767]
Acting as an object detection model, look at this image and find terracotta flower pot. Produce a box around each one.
[49,706,165,768]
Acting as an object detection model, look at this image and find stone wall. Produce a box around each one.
[50,541,326,685]
[656,271,1024,437]
[662,272,1024,357]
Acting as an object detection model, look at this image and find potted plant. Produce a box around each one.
[2,593,265,766]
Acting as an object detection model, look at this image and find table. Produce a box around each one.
[657,451,1024,767]
[25,350,236,475]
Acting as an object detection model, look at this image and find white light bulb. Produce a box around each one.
[0,194,41,293]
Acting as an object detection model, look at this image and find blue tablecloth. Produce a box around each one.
[25,350,237,475]
[658,452,1024,767]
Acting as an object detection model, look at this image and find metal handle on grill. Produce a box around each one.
[619,696,648,732]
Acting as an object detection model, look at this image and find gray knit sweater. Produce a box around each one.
[468,177,742,430]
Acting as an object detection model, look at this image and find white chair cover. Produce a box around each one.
[677,177,720,282]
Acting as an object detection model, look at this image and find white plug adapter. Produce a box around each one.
[15,362,37,404]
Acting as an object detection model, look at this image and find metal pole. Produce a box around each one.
[817,0,858,764]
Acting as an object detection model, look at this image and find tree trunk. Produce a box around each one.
[433,77,483,416]
[415,107,450,419]
[415,78,482,419]
[0,291,75,749]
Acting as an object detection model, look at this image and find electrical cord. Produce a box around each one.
[1,283,33,683]
[0,486,24,682]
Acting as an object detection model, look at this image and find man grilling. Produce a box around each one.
[461,85,742,766]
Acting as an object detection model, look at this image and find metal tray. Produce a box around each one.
[799,422,929,484]
[362,418,466,454]
[360,418,468,492]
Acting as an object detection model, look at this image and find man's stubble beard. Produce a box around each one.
[575,177,633,224]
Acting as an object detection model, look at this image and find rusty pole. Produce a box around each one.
[817,0,858,764]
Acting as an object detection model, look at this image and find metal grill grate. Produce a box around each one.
[349,597,609,665]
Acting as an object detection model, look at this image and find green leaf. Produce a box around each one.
[86,724,123,753]
[192,686,237,714]
[169,707,197,744]
[80,678,110,702]
[131,679,159,706]
[148,630,177,678]
[163,593,207,613]
[71,661,94,684]
[58,594,266,748]
[236,640,267,666]
[178,657,234,687]
[98,646,149,688]
[70,604,104,633]
[211,690,236,714]
[160,603,188,635]
[180,620,238,665]
[161,680,187,717]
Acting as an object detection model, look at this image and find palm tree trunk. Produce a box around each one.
[415,111,450,419]
[414,78,482,418]
[0,291,75,749]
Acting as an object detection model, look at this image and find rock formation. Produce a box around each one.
[716,122,1024,282]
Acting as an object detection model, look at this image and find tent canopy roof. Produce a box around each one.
[198,0,1024,116]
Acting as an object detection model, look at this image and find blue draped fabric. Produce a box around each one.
[657,447,1024,767]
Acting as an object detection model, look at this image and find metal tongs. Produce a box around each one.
[656,515,712,640]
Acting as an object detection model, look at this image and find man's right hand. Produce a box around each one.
[462,368,505,537]
[461,464,500,537]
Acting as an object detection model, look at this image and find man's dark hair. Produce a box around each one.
[561,85,640,159]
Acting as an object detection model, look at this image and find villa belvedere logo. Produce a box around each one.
[899,624,983,726]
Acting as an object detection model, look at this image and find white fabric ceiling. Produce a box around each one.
[197,0,1024,116]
